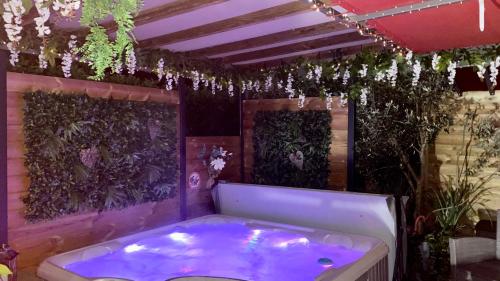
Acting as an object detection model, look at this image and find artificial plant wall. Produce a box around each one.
[252,110,331,189]
[22,91,178,222]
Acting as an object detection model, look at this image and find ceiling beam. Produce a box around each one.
[222,32,366,64]
[138,1,314,48]
[186,21,347,58]
[103,0,229,33]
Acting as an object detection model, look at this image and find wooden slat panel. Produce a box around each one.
[104,0,229,32]
[138,1,312,48]
[222,32,364,63]
[188,21,347,58]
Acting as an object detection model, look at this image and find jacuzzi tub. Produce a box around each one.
[38,215,388,281]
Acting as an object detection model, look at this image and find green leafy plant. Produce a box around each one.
[22,91,178,222]
[252,110,331,189]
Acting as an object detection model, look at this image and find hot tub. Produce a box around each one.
[38,215,388,281]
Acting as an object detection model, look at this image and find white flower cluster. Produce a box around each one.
[192,71,200,91]
[38,46,48,69]
[156,58,164,81]
[228,79,234,97]
[114,60,123,74]
[342,68,350,85]
[264,75,272,92]
[34,0,51,38]
[211,77,216,95]
[325,92,333,111]
[476,63,486,80]
[286,73,295,99]
[386,59,398,87]
[432,53,441,71]
[447,61,457,85]
[254,80,261,93]
[489,56,500,87]
[339,92,348,107]
[165,72,173,91]
[332,64,340,80]
[374,70,385,82]
[358,64,368,78]
[314,65,322,84]
[297,90,305,109]
[277,80,283,90]
[126,49,137,75]
[412,60,422,86]
[306,69,313,80]
[360,88,368,106]
[53,0,80,17]
[3,0,25,65]
[61,35,77,78]
[405,51,413,66]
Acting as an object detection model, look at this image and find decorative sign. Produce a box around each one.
[188,172,201,189]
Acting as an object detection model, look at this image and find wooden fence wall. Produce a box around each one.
[6,72,181,269]
[186,136,241,219]
[243,97,349,190]
[433,91,500,212]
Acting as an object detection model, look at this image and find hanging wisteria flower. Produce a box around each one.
[217,82,223,91]
[325,92,333,111]
[34,0,51,38]
[405,51,413,66]
[246,80,253,92]
[412,60,422,86]
[286,73,295,99]
[264,75,273,92]
[476,62,486,80]
[126,49,137,75]
[342,68,350,85]
[374,70,385,82]
[332,64,340,80]
[192,70,200,91]
[314,65,322,84]
[38,46,48,69]
[61,35,78,78]
[432,53,441,71]
[174,72,180,85]
[360,88,368,106]
[306,70,313,80]
[386,59,398,87]
[447,61,457,85]
[211,77,216,95]
[297,90,305,109]
[241,80,247,93]
[204,75,210,88]
[210,158,226,171]
[156,58,165,81]
[489,56,500,87]
[52,0,80,17]
[277,80,283,89]
[339,92,348,107]
[358,64,368,78]
[228,79,234,97]
[3,0,25,66]
[253,80,260,93]
[114,59,123,74]
[165,72,173,91]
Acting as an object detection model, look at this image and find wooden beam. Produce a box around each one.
[179,78,188,221]
[0,50,7,244]
[138,1,313,48]
[104,0,229,33]
[222,32,365,64]
[187,21,347,58]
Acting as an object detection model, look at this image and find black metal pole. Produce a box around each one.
[239,90,245,183]
[347,99,356,192]
[0,50,8,244]
[178,78,188,221]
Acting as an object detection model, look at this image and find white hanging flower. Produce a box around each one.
[217,82,223,91]
[342,68,350,85]
[228,79,234,97]
[277,80,283,89]
[386,59,398,87]
[432,53,441,71]
[246,80,253,91]
[286,73,295,99]
[332,64,340,80]
[360,88,368,106]
[358,64,368,78]
[38,46,48,69]
[253,80,261,93]
[314,65,322,84]
[489,57,500,87]
[241,80,246,93]
[405,51,413,66]
[297,90,305,109]
[210,158,226,171]
[52,0,80,17]
[6,43,20,66]
[192,70,200,91]
[174,72,180,85]
[211,77,216,95]
[476,62,486,80]
[126,49,137,75]
[374,70,385,82]
[325,92,333,111]
[447,61,457,85]
[156,58,165,81]
[306,69,313,80]
[3,0,25,66]
[165,71,173,91]
[61,35,78,78]
[114,59,123,74]
[339,92,348,107]
[34,0,51,38]
[412,60,422,86]
[264,75,273,92]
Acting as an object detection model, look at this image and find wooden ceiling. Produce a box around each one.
[51,0,377,66]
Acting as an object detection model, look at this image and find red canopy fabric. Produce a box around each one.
[332,0,500,52]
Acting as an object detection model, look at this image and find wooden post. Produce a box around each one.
[239,90,245,183]
[179,78,188,220]
[0,50,7,243]
[347,99,356,191]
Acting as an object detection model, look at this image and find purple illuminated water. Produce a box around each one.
[65,219,367,281]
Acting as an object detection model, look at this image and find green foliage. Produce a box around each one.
[252,110,331,189]
[79,26,114,80]
[22,91,177,222]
